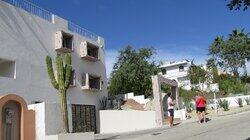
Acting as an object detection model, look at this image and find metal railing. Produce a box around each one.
[68,22,98,42]
[2,0,100,41]
[2,0,52,22]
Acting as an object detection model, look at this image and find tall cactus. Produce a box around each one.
[46,53,72,133]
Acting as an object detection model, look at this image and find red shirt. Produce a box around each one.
[196,96,206,108]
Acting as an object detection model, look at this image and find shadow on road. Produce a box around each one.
[245,137,250,140]
[173,122,181,126]
[201,118,211,123]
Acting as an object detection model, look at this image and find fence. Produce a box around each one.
[68,22,98,42]
[3,0,100,42]
[3,0,53,22]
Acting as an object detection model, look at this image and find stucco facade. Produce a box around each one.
[160,60,192,90]
[0,0,107,107]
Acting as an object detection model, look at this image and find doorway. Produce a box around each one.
[2,101,21,140]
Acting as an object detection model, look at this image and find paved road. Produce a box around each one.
[103,111,250,140]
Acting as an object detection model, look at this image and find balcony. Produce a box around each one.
[163,70,189,79]
[55,31,74,53]
[2,0,101,43]
[3,0,53,22]
[81,73,102,91]
[80,41,99,61]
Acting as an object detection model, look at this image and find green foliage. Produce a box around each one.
[179,88,197,102]
[108,46,159,97]
[206,58,220,83]
[161,84,171,93]
[236,98,244,107]
[218,99,230,111]
[208,29,250,77]
[227,0,250,10]
[217,99,224,108]
[99,96,108,110]
[184,101,195,113]
[245,97,250,105]
[46,53,72,133]
[218,74,246,94]
[188,65,207,84]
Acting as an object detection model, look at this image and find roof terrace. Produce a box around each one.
[2,0,100,42]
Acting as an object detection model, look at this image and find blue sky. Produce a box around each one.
[31,0,250,76]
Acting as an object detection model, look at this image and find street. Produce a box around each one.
[100,111,250,140]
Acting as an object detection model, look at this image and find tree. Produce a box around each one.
[209,29,250,77]
[46,54,72,133]
[188,64,207,85]
[227,0,250,10]
[218,74,245,94]
[206,58,219,83]
[109,46,159,97]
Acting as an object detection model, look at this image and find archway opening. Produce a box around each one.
[2,101,21,140]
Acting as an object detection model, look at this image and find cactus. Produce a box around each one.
[46,53,72,133]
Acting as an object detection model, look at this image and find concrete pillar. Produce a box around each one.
[152,76,164,127]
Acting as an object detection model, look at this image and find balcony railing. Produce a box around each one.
[68,22,98,42]
[2,0,100,42]
[3,0,53,22]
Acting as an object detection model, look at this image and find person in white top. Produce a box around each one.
[167,92,175,127]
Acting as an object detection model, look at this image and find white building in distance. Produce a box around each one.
[160,60,192,90]
[160,60,219,92]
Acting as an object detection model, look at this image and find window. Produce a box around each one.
[179,65,184,72]
[70,70,76,87]
[62,32,73,50]
[0,58,16,78]
[80,41,99,61]
[55,31,73,52]
[161,68,167,75]
[87,42,99,59]
[81,73,101,91]
[89,75,101,90]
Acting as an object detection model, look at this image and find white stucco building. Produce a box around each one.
[160,60,219,92]
[160,60,192,90]
[0,0,107,135]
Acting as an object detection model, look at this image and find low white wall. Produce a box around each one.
[28,102,73,140]
[28,103,46,140]
[206,95,250,109]
[99,110,156,134]
[217,95,250,107]
[164,109,186,120]
[124,92,150,105]
[46,132,94,140]
[174,109,186,120]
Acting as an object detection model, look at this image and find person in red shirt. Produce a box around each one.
[195,91,207,123]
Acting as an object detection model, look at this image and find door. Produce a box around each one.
[2,101,21,140]
[72,104,96,133]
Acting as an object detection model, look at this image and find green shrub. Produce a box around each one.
[218,99,229,111]
[99,97,108,110]
[236,98,243,107]
[222,100,229,111]
[245,98,250,105]
[217,99,224,108]
[179,88,197,102]
[184,101,195,113]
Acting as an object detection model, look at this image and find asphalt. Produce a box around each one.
[95,111,250,140]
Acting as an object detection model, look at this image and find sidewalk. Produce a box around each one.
[95,108,250,140]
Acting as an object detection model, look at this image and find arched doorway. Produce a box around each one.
[0,94,35,140]
[2,101,21,140]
